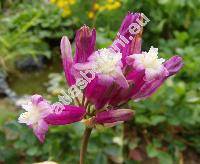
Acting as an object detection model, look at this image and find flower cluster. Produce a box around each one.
[88,0,121,19]
[50,0,76,17]
[18,12,183,142]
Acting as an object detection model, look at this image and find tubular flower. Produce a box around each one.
[93,109,134,128]
[127,46,168,81]
[18,95,52,142]
[18,95,86,142]
[18,12,183,143]
[60,12,183,127]
[73,48,128,88]
[95,109,134,124]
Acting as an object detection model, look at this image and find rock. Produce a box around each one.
[15,55,50,72]
[0,71,17,102]
[0,72,8,97]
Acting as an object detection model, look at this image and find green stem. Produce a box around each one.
[80,127,92,164]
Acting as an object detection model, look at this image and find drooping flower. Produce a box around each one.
[18,95,86,142]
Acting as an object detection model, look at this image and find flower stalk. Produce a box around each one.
[80,127,93,164]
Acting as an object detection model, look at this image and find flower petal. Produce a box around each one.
[98,74,114,86]
[73,62,95,71]
[74,25,96,63]
[111,12,143,64]
[114,68,129,88]
[31,94,44,105]
[132,56,183,100]
[103,121,124,128]
[164,56,183,76]
[21,102,33,112]
[44,105,86,125]
[37,101,53,118]
[85,77,115,109]
[95,109,134,123]
[33,120,48,143]
[18,112,30,124]
[60,36,75,86]
[109,69,145,106]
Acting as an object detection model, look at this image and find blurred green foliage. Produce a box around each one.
[0,0,74,73]
[0,0,200,163]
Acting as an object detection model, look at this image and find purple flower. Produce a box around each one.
[74,25,96,63]
[127,46,168,81]
[60,12,183,110]
[95,109,134,124]
[73,48,129,88]
[45,104,86,125]
[18,95,52,142]
[18,12,184,143]
[111,12,143,64]
[18,95,86,142]
[109,52,183,105]
[60,35,75,86]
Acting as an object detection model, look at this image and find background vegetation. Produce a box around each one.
[0,0,199,163]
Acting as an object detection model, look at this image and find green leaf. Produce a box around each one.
[158,152,173,164]
[135,115,150,124]
[94,153,107,164]
[146,144,160,157]
[26,147,38,156]
[150,115,166,125]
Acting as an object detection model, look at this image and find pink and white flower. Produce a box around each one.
[18,95,86,142]
[127,46,168,81]
[60,12,183,111]
[73,48,128,88]
[18,12,183,142]
[18,95,52,142]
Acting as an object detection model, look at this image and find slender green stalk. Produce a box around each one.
[80,127,92,164]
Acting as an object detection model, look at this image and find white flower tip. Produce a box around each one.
[18,112,28,124]
[130,46,166,80]
[91,48,123,76]
[149,46,158,52]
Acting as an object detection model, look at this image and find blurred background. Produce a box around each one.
[0,0,200,163]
